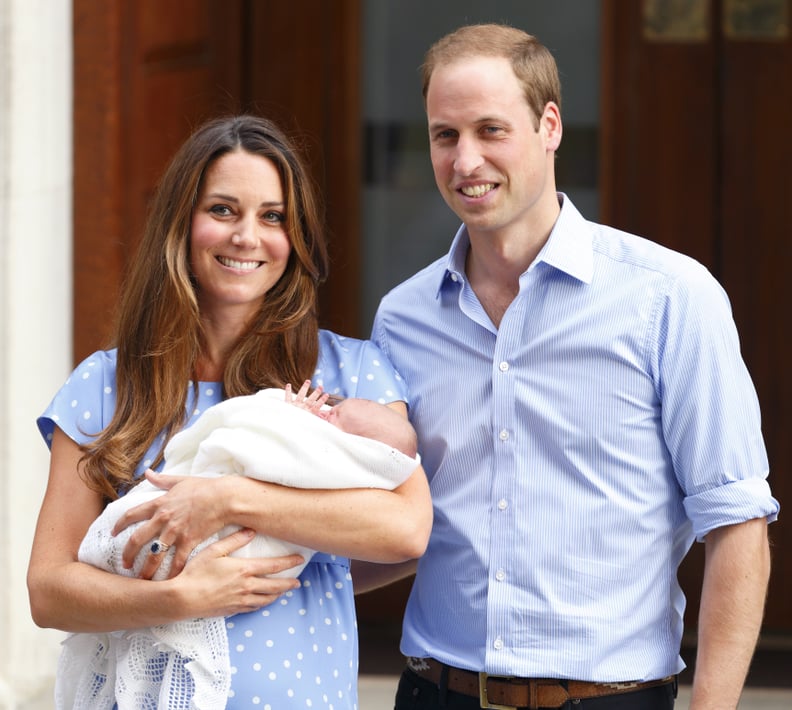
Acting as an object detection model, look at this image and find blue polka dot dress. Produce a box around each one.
[37,330,408,709]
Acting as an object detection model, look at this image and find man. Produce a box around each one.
[366,23,779,710]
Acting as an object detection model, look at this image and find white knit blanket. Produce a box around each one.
[56,389,418,710]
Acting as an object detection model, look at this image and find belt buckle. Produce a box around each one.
[478,672,518,710]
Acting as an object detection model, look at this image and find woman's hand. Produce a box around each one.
[113,469,249,579]
[172,528,303,618]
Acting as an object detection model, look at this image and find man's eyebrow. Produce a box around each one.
[428,121,452,133]
[429,116,509,131]
[474,115,510,126]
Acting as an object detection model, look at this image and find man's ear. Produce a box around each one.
[541,101,563,152]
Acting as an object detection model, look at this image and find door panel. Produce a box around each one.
[73,0,244,359]
[600,0,718,266]
[244,1,362,337]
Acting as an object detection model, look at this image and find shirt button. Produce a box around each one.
[499,429,509,441]
[450,273,459,282]
[498,361,509,372]
[494,638,504,650]
[497,499,508,511]
[495,569,505,581]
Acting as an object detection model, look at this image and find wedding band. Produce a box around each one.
[150,539,170,555]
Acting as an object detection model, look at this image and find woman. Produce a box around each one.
[28,114,432,709]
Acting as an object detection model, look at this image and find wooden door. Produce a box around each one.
[601,0,791,633]
[73,0,361,363]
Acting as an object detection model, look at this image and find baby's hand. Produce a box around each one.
[285,380,330,418]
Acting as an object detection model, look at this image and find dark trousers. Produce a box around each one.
[394,668,677,710]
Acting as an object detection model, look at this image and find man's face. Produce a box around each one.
[426,55,561,242]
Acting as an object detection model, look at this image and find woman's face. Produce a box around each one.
[190,149,292,324]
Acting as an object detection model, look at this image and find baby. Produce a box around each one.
[288,378,418,459]
[79,382,419,579]
[58,383,420,710]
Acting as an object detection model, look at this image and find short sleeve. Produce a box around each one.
[37,349,119,449]
[314,330,407,404]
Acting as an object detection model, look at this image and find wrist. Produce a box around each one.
[219,474,264,528]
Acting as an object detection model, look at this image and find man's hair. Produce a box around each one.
[421,23,562,126]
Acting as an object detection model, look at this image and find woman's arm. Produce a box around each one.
[233,463,432,560]
[27,427,303,633]
[118,401,433,579]
[126,462,432,579]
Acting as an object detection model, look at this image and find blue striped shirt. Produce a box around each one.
[371,194,779,682]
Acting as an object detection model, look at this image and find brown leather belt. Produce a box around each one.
[408,658,675,709]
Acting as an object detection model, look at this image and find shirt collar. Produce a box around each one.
[538,193,594,284]
[436,193,594,297]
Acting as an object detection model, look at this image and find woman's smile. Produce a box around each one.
[215,255,264,271]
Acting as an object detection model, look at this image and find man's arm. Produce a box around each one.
[689,517,771,710]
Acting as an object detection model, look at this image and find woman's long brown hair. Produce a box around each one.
[81,115,329,500]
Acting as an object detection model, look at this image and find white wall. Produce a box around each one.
[0,0,72,707]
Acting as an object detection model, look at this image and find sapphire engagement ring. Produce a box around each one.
[150,539,171,555]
